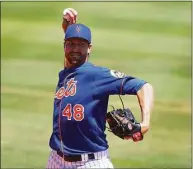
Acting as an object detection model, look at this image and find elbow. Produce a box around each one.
[144,83,153,92]
[136,82,154,99]
[137,82,154,100]
[144,83,154,98]
[143,82,154,105]
[138,82,154,93]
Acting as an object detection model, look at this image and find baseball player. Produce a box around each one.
[46,8,154,168]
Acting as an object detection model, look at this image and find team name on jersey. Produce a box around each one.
[55,78,77,99]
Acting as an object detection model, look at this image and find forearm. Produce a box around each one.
[136,83,154,127]
[62,19,69,33]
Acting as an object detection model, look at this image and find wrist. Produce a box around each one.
[140,122,150,134]
[141,111,150,127]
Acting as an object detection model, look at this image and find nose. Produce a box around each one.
[71,44,80,52]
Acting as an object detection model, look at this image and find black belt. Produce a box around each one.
[57,151,95,162]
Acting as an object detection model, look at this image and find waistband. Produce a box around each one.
[55,149,109,162]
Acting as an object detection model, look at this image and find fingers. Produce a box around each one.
[124,136,132,140]
[132,132,143,142]
[63,8,78,24]
[124,132,143,142]
[69,9,77,23]
[69,8,78,17]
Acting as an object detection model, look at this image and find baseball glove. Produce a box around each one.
[106,108,143,141]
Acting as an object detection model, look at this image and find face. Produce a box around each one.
[64,38,92,67]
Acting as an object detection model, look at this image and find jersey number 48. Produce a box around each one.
[62,103,84,121]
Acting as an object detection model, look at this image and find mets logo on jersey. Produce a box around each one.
[110,70,126,78]
[55,78,77,99]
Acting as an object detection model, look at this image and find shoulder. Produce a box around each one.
[82,62,128,79]
[81,62,110,74]
[90,64,126,78]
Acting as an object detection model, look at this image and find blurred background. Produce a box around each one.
[1,2,192,168]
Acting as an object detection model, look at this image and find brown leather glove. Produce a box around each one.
[106,108,143,141]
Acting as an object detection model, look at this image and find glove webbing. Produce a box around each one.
[107,95,126,133]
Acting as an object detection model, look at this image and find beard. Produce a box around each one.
[65,52,87,66]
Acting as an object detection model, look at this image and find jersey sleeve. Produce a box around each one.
[93,67,147,97]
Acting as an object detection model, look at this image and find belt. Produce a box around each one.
[57,151,95,162]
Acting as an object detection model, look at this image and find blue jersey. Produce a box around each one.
[49,62,146,155]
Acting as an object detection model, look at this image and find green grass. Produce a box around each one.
[1,2,192,168]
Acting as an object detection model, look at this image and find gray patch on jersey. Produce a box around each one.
[110,70,126,78]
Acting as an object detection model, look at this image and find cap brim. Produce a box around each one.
[65,36,90,43]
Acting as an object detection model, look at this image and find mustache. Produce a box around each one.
[69,52,81,56]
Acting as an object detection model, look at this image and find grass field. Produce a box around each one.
[1,2,192,168]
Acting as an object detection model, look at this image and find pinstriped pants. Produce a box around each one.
[46,149,114,168]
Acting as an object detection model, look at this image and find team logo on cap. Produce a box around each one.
[76,26,81,33]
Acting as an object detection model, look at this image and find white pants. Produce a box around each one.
[46,149,114,168]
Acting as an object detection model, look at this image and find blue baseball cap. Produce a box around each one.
[65,23,91,43]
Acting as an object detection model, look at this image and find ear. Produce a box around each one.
[87,44,92,54]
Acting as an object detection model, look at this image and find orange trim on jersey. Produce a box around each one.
[120,78,126,95]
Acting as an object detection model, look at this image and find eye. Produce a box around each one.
[66,41,73,48]
[80,42,86,46]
